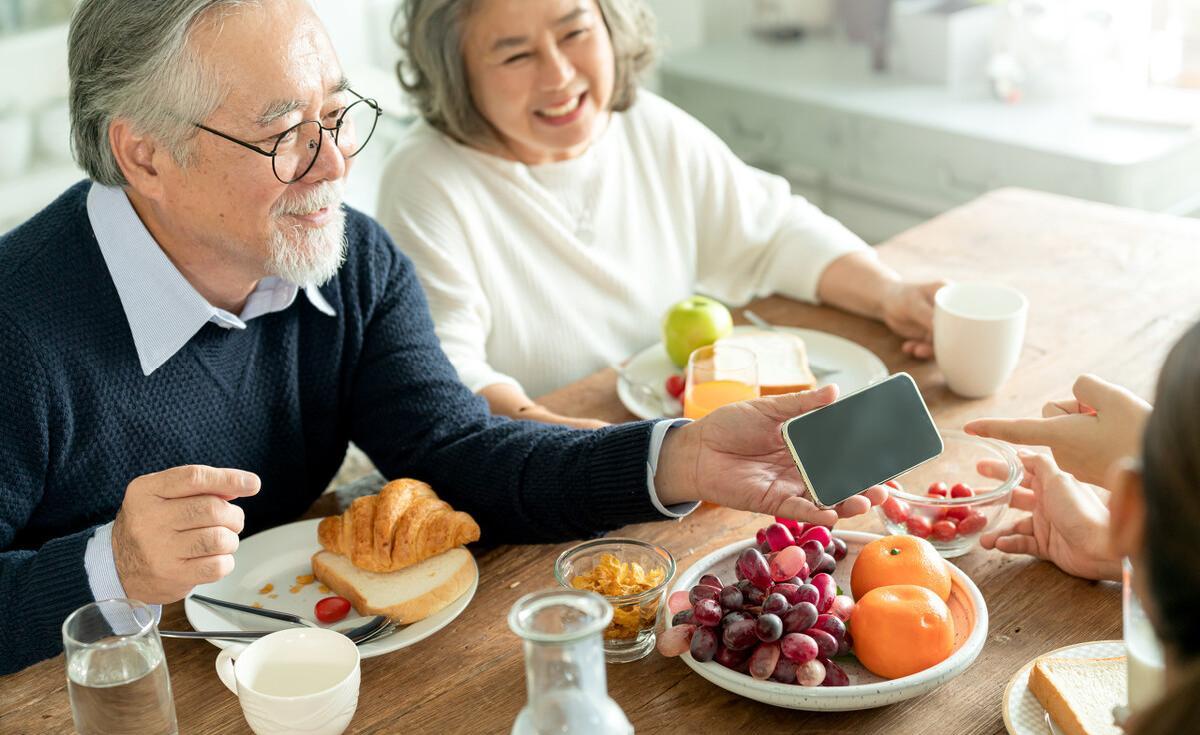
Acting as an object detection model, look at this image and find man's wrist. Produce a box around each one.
[654,422,702,506]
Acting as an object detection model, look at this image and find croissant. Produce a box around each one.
[317,478,480,573]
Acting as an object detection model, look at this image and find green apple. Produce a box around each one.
[662,295,734,368]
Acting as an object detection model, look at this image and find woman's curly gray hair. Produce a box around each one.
[395,0,656,147]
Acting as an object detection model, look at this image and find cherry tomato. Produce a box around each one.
[950,483,975,499]
[882,497,911,524]
[883,479,902,490]
[665,374,686,399]
[315,596,351,624]
[927,482,949,497]
[905,516,933,538]
[931,519,958,541]
[947,506,972,523]
[957,511,988,535]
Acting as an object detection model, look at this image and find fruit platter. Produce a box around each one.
[658,520,988,711]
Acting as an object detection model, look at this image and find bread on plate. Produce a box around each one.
[1029,655,1126,735]
[715,329,816,394]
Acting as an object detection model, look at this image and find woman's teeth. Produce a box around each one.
[539,94,581,117]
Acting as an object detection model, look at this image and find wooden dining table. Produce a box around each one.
[5,187,1200,734]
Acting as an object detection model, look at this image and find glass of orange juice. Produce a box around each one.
[683,344,759,420]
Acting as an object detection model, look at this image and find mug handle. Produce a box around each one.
[215,649,239,695]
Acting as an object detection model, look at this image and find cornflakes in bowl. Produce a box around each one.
[555,538,675,663]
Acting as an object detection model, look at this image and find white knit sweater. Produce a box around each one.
[377,91,871,398]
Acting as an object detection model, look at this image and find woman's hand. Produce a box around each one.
[655,385,888,526]
[879,281,944,360]
[965,374,1150,487]
[978,451,1120,581]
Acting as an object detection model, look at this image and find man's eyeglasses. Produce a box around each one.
[195,89,382,184]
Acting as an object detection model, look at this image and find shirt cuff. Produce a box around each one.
[84,521,162,621]
[646,418,699,518]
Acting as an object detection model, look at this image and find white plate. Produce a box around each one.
[669,531,988,711]
[1003,640,1126,735]
[184,518,478,659]
[617,326,889,420]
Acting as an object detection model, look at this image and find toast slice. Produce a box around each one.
[716,329,816,394]
[1029,656,1126,735]
[311,547,475,624]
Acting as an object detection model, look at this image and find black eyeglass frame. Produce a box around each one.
[194,89,382,184]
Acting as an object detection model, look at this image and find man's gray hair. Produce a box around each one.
[68,0,256,186]
[395,0,657,148]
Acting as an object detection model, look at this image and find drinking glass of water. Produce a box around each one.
[1123,558,1166,713]
[62,599,177,735]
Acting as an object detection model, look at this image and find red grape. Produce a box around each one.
[721,610,751,628]
[767,583,802,606]
[656,624,695,657]
[689,626,719,662]
[764,522,796,552]
[713,644,750,670]
[950,483,975,498]
[748,642,781,680]
[805,628,838,659]
[719,584,744,611]
[755,528,768,545]
[780,632,819,664]
[688,584,720,606]
[931,519,958,541]
[699,573,724,589]
[810,573,836,613]
[882,496,911,524]
[773,516,803,535]
[820,657,850,687]
[814,613,846,644]
[671,609,694,626]
[722,618,759,651]
[692,599,722,627]
[800,540,824,572]
[743,584,766,607]
[769,545,807,581]
[667,590,691,614]
[737,547,772,590]
[928,482,949,497]
[797,525,832,549]
[782,601,818,634]
[795,584,820,608]
[756,614,783,642]
[781,576,803,586]
[958,511,988,535]
[830,536,848,562]
[762,593,788,616]
[837,629,853,657]
[829,595,855,622]
[795,659,826,687]
[771,657,798,684]
[812,553,837,576]
[906,515,933,538]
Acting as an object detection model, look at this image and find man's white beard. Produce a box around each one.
[267,181,347,287]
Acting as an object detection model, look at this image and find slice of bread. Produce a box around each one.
[1029,656,1126,735]
[716,329,816,394]
[311,547,475,624]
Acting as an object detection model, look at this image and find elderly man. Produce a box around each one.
[0,0,884,674]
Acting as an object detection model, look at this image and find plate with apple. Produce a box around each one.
[617,297,888,420]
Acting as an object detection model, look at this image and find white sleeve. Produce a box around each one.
[670,104,873,306]
[376,167,522,395]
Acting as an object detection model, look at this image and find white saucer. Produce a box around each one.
[1003,640,1126,735]
[184,518,477,659]
[617,326,888,420]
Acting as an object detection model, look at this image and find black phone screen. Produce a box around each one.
[782,374,943,507]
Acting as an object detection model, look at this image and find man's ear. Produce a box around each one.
[109,119,166,201]
[1108,458,1145,561]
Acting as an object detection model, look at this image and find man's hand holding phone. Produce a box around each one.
[655,384,890,527]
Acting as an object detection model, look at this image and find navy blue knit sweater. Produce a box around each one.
[0,182,661,674]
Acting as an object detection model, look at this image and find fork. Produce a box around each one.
[612,365,680,418]
[160,615,392,645]
[741,309,839,379]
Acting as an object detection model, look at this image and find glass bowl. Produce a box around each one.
[875,429,1022,558]
[554,538,675,663]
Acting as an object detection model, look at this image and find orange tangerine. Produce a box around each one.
[850,584,955,680]
[850,534,952,602]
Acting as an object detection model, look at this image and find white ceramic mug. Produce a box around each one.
[933,282,1028,398]
[215,628,359,735]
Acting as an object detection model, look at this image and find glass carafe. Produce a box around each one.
[508,589,633,735]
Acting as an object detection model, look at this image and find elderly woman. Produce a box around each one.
[379,0,944,427]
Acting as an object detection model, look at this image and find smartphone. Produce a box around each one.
[781,373,942,508]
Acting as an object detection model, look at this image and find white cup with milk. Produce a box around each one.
[215,628,360,735]
[933,282,1028,398]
